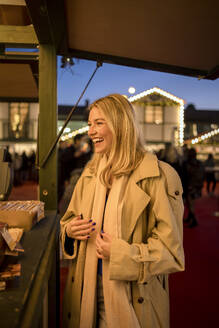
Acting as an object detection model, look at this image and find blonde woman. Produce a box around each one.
[60,94,185,328]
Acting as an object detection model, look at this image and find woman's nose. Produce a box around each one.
[88,125,96,136]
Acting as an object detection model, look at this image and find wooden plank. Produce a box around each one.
[25,0,68,53]
[0,25,38,45]
[70,48,209,80]
[39,44,57,211]
[0,1,25,5]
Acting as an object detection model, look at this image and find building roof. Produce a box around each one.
[58,104,88,120]
[128,86,184,104]
[185,105,219,123]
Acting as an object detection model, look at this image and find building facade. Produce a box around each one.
[184,104,219,160]
[129,87,184,152]
[0,101,38,154]
[0,101,88,155]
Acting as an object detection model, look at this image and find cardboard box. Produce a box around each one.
[0,201,45,231]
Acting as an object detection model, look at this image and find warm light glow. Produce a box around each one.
[61,126,89,141]
[128,87,184,104]
[190,128,219,144]
[128,87,136,94]
[58,126,70,133]
[179,103,184,146]
[128,87,184,145]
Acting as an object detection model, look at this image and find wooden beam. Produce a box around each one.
[0,96,38,102]
[25,0,68,53]
[0,1,25,5]
[0,24,38,45]
[0,54,38,62]
[38,44,57,211]
[69,49,209,80]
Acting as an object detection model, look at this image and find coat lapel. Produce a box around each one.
[121,181,150,241]
[121,153,160,241]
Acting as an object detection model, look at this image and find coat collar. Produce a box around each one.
[82,152,160,181]
[131,152,160,182]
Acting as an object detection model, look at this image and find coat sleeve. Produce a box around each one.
[109,162,185,283]
[60,174,85,259]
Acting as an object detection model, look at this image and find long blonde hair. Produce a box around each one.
[88,94,146,188]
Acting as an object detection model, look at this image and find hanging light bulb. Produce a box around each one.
[60,56,75,68]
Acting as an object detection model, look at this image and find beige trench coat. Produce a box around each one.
[60,152,185,328]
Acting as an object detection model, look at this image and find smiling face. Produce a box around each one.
[88,106,113,154]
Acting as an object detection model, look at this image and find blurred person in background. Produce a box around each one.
[58,136,82,203]
[28,150,37,181]
[158,143,182,178]
[13,152,22,186]
[182,148,205,228]
[74,135,93,169]
[204,153,216,196]
[20,151,29,183]
[59,136,93,215]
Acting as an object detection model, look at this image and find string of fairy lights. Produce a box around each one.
[190,128,219,145]
[60,126,89,142]
[60,87,218,146]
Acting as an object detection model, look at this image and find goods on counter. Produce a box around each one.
[0,200,45,231]
[0,223,24,291]
[0,261,21,291]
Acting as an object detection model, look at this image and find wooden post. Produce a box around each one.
[39,44,57,211]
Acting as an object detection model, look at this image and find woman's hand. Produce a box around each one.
[96,232,112,259]
[66,215,96,240]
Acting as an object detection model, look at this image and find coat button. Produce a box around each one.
[175,190,180,196]
[68,312,71,319]
[138,297,144,304]
[72,277,74,282]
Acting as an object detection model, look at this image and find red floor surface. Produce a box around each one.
[170,184,219,328]
[8,181,219,327]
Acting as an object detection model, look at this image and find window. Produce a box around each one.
[9,103,29,139]
[145,105,163,124]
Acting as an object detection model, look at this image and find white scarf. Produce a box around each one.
[80,156,140,328]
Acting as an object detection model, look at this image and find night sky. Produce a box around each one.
[57,57,219,110]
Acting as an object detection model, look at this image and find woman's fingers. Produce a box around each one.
[66,216,96,239]
[77,235,91,241]
[72,217,96,229]
[96,249,107,259]
[73,218,92,226]
[68,226,95,239]
[70,222,95,233]
[73,226,95,237]
[95,232,112,259]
